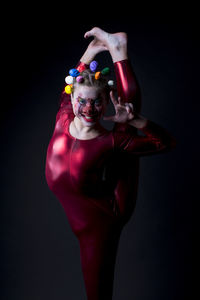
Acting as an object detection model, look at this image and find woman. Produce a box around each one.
[45,27,176,300]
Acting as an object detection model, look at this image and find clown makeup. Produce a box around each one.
[71,85,108,127]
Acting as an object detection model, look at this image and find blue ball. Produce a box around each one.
[69,68,80,77]
[90,61,98,72]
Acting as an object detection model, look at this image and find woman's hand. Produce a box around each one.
[80,36,108,65]
[103,91,135,123]
[103,91,148,128]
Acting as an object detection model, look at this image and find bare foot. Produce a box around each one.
[86,38,108,55]
[80,37,108,65]
[84,27,127,51]
[84,27,128,62]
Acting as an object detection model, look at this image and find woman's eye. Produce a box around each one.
[79,98,86,105]
[94,99,101,105]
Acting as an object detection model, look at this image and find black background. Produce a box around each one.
[1,3,199,300]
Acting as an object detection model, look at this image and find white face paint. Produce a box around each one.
[71,85,107,127]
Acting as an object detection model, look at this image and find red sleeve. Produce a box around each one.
[113,120,177,156]
[55,92,74,126]
[55,61,89,128]
[113,59,142,134]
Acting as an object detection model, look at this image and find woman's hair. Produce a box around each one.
[72,69,111,100]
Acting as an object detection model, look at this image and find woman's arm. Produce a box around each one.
[106,91,176,155]
[117,119,176,156]
[113,118,176,156]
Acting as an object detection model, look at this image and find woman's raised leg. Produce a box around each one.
[84,27,142,124]
[84,27,141,222]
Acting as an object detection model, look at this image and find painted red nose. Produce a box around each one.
[83,105,95,116]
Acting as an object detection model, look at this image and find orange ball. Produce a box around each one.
[95,71,101,79]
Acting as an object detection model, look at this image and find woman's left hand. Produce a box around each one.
[103,90,136,123]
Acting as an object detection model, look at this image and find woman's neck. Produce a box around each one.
[72,116,104,138]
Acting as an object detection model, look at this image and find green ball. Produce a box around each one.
[101,67,110,75]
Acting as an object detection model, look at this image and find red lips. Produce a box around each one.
[81,114,98,122]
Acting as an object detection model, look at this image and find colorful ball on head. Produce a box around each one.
[65,75,73,85]
[108,80,114,86]
[65,85,73,94]
[90,61,98,72]
[95,71,101,80]
[69,68,80,77]
[76,75,84,83]
[101,67,110,75]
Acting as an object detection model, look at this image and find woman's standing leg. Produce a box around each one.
[78,219,122,300]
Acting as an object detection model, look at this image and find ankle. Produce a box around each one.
[80,52,95,65]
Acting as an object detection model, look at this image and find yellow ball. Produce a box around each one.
[65,85,72,94]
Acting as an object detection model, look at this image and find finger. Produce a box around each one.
[110,91,118,106]
[128,103,134,111]
[125,105,131,114]
[125,103,134,113]
[118,96,123,106]
[128,113,135,120]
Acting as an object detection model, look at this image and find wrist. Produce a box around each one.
[128,114,148,129]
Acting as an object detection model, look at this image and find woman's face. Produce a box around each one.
[71,85,108,127]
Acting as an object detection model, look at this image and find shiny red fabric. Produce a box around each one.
[45,59,176,299]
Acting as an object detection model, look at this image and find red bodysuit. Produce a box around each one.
[45,59,176,300]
